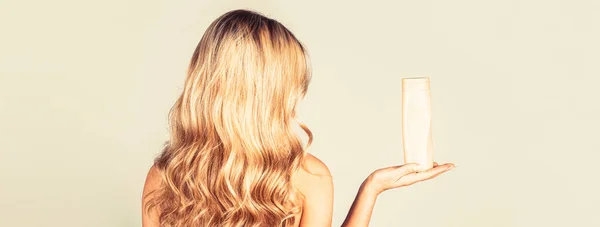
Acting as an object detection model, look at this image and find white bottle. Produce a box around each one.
[402,77,434,171]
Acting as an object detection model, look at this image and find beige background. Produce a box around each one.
[1,0,599,226]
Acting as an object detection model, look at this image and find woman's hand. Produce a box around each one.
[341,162,454,227]
[363,162,455,195]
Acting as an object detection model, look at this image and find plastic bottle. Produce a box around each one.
[402,77,434,171]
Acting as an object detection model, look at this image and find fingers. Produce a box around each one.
[386,162,455,188]
[433,162,439,167]
[395,163,453,186]
[395,163,422,175]
[416,163,455,181]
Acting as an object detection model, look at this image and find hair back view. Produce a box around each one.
[143,9,314,227]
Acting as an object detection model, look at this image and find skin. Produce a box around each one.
[340,162,454,227]
[141,167,160,226]
[142,155,454,227]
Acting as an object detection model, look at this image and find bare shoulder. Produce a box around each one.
[142,165,162,202]
[301,153,332,177]
[293,153,333,193]
[142,165,162,227]
[293,153,334,226]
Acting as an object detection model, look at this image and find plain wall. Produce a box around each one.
[1,0,599,226]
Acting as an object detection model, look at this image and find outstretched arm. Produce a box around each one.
[340,182,378,227]
[341,162,454,227]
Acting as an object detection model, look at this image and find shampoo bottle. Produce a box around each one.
[402,77,434,171]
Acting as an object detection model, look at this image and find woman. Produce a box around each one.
[142,9,454,227]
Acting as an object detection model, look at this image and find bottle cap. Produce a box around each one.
[402,77,430,91]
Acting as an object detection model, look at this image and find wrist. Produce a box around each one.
[360,178,382,197]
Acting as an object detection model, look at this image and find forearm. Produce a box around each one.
[340,181,379,227]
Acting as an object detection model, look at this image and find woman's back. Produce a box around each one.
[142,153,333,227]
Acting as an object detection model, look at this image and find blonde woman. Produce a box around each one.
[142,9,454,227]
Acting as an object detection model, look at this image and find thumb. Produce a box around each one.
[395,163,421,176]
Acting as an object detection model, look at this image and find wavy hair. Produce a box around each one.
[144,9,313,227]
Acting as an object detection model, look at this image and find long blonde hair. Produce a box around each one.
[145,9,313,227]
